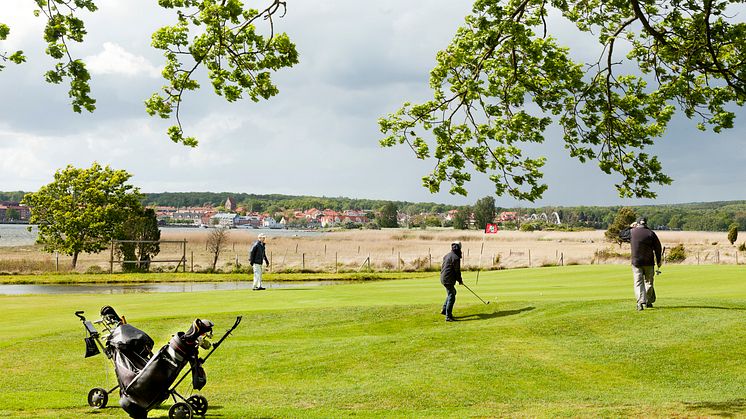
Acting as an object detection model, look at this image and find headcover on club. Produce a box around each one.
[184,319,214,345]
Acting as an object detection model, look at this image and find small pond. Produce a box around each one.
[0,280,346,295]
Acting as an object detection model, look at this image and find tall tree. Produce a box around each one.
[728,223,739,246]
[378,202,399,228]
[380,0,746,201]
[452,206,471,230]
[116,208,161,272]
[605,207,638,245]
[473,196,496,230]
[1,0,298,146]
[21,163,142,268]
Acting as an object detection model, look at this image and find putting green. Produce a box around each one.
[1,264,745,418]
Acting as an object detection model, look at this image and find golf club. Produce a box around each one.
[657,246,666,275]
[461,283,490,305]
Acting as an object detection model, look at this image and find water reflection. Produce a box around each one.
[0,280,344,295]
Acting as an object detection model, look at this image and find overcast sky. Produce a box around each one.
[1,1,744,207]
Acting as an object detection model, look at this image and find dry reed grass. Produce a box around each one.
[0,229,743,274]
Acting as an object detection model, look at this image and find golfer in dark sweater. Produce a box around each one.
[630,217,662,311]
[440,242,464,322]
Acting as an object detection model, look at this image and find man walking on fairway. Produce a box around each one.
[440,241,464,322]
[630,217,662,311]
[249,233,270,291]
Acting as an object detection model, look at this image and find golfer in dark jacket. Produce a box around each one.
[630,217,662,311]
[440,241,464,322]
[249,233,270,291]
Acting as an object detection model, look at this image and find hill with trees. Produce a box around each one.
[4,190,746,232]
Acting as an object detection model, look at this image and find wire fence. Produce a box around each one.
[2,231,744,274]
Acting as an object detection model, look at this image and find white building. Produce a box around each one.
[210,213,239,228]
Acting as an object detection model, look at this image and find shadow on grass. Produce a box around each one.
[660,305,746,311]
[455,306,535,321]
[83,403,226,418]
[685,399,746,417]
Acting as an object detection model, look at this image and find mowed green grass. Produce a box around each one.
[1,265,745,418]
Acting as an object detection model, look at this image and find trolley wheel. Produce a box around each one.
[87,387,108,408]
[186,395,208,416]
[169,402,193,419]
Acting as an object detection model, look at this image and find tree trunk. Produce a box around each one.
[211,252,219,271]
[72,252,79,268]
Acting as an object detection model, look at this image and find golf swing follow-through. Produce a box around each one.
[461,282,490,305]
[440,241,493,322]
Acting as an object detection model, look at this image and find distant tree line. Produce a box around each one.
[6,189,746,232]
[0,191,26,202]
[519,202,746,232]
[141,192,456,216]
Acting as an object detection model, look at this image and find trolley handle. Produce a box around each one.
[75,311,86,321]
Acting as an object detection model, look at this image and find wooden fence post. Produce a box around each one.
[528,249,531,267]
[335,252,338,274]
[302,253,305,270]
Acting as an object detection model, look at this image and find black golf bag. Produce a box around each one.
[75,306,241,419]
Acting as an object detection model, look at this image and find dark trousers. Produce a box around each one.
[442,283,457,317]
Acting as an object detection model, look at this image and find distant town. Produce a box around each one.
[1,196,521,229]
[157,196,373,229]
[3,193,746,232]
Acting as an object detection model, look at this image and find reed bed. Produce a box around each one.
[0,229,742,274]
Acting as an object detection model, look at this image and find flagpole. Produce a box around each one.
[476,229,485,285]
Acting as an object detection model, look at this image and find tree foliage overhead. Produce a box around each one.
[380,0,746,201]
[20,163,142,268]
[1,0,298,146]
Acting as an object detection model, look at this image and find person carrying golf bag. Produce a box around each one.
[440,241,464,322]
[630,217,662,311]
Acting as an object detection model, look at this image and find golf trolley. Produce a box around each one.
[75,306,241,419]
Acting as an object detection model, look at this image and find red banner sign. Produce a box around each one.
[485,223,499,234]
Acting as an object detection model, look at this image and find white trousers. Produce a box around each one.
[632,265,655,304]
[252,263,264,288]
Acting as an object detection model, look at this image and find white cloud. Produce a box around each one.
[85,42,161,78]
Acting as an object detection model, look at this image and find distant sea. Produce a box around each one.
[0,224,37,247]
[0,225,321,247]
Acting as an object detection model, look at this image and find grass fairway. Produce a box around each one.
[1,264,745,418]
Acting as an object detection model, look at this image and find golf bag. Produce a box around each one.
[75,306,242,419]
[115,319,212,419]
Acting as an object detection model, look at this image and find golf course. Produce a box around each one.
[1,264,745,418]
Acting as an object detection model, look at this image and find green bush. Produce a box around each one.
[738,243,746,252]
[666,244,687,263]
[593,247,629,261]
[520,223,539,232]
[85,265,105,274]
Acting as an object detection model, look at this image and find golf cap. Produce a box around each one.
[258,233,267,239]
[637,217,647,225]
